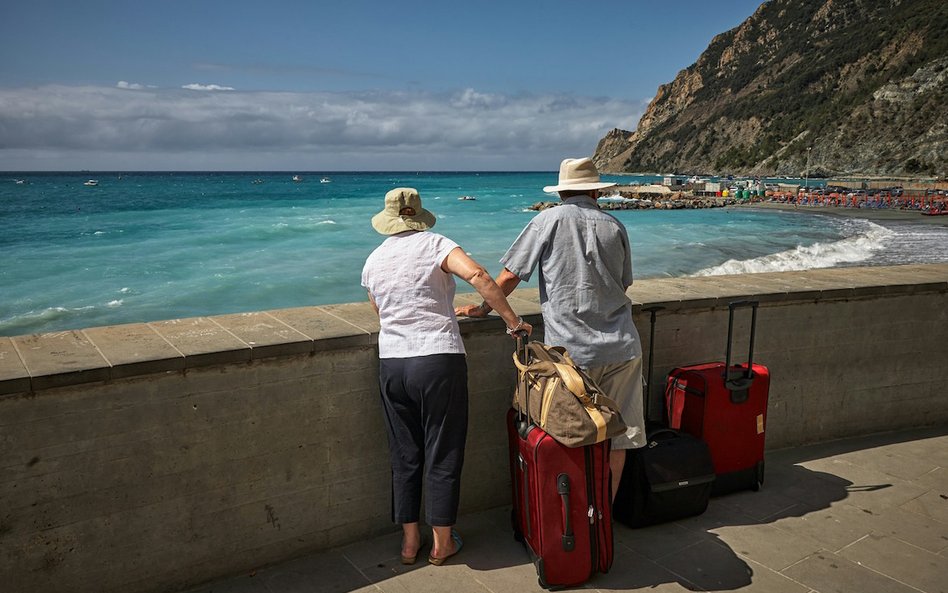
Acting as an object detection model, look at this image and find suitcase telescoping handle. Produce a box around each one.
[642,305,665,422]
[514,331,532,439]
[724,300,758,402]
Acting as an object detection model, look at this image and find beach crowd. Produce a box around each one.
[764,189,947,213]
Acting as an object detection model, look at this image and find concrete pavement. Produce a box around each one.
[183,426,948,593]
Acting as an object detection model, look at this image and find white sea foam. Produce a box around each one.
[107,300,123,307]
[0,306,95,334]
[318,220,336,225]
[693,221,896,276]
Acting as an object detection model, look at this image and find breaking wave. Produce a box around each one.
[693,221,896,276]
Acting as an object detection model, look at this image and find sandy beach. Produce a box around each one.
[733,201,948,227]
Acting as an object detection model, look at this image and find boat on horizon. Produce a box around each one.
[83,179,99,186]
[320,177,331,183]
[292,175,302,182]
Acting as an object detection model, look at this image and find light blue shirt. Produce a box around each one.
[501,196,641,368]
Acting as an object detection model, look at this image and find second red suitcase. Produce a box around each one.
[665,300,771,495]
[507,336,613,589]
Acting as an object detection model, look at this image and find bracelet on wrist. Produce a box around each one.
[505,317,525,335]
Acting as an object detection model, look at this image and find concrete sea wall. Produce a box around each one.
[2,264,947,593]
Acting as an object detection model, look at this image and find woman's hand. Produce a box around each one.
[454,303,488,318]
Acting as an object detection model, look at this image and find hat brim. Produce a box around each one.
[371,208,437,235]
[543,181,617,193]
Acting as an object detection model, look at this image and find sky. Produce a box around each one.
[0,0,765,171]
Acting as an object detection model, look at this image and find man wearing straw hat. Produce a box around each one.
[457,157,645,498]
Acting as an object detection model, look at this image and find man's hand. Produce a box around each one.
[455,303,489,318]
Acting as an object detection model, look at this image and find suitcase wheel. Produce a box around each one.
[752,460,765,491]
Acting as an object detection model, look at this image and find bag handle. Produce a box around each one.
[527,342,579,369]
[514,332,532,439]
[557,474,575,551]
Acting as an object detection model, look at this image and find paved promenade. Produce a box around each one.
[184,426,948,593]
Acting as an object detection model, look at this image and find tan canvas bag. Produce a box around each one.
[512,341,627,447]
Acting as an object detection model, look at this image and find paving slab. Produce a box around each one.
[838,533,948,593]
[148,317,251,367]
[767,503,873,552]
[83,322,184,378]
[650,538,753,591]
[799,457,931,514]
[11,330,110,390]
[900,489,948,525]
[210,312,313,360]
[781,550,920,593]
[0,336,31,395]
[266,306,374,351]
[317,302,381,336]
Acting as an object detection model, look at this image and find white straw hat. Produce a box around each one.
[543,157,616,193]
[371,187,437,235]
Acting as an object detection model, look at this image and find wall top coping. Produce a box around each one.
[2,263,946,396]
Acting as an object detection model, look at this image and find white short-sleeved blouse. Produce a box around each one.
[362,231,466,359]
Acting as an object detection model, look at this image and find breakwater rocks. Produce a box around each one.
[529,196,741,212]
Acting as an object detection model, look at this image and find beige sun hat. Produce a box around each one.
[543,157,616,193]
[371,187,437,235]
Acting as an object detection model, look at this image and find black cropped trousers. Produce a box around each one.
[378,353,469,526]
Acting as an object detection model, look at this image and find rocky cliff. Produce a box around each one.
[594,0,948,178]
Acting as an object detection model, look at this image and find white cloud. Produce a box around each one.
[116,81,145,90]
[182,83,236,91]
[0,84,644,170]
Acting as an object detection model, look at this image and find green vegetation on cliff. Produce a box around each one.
[594,0,948,178]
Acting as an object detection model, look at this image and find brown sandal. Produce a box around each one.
[400,537,426,565]
[428,530,463,566]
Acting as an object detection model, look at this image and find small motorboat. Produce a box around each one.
[84,179,99,186]
[251,179,264,184]
[14,179,26,185]
[292,175,302,182]
[320,177,331,183]
[458,195,477,201]
[920,206,948,216]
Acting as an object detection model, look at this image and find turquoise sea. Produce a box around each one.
[3,171,947,337]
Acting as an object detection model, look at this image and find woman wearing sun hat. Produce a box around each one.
[362,187,532,566]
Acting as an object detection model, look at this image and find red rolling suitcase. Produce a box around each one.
[507,336,613,589]
[665,300,770,495]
